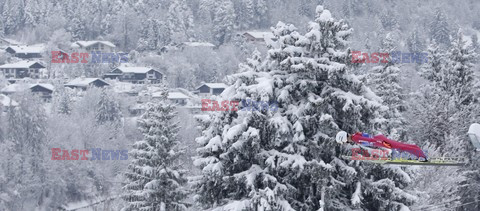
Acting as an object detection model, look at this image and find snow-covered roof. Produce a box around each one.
[168,92,190,99]
[151,91,190,99]
[71,40,116,48]
[0,61,45,69]
[31,83,55,91]
[243,31,275,40]
[0,94,18,106]
[1,84,29,93]
[1,83,54,93]
[183,42,215,47]
[65,77,109,87]
[115,64,156,74]
[0,38,22,45]
[6,44,45,54]
[196,83,228,90]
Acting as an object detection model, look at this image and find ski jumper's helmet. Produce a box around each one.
[336,131,348,144]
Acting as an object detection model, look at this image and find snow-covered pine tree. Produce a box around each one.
[1,0,24,35]
[237,48,262,73]
[212,0,235,45]
[0,14,5,38]
[445,31,476,109]
[5,92,47,210]
[418,31,476,149]
[410,41,453,150]
[167,0,195,43]
[53,86,74,115]
[235,0,255,29]
[368,33,406,140]
[410,30,478,210]
[194,5,415,210]
[95,89,122,124]
[472,34,479,53]
[447,31,480,210]
[406,29,425,53]
[123,86,187,211]
[430,8,451,47]
[254,0,268,28]
[96,89,122,125]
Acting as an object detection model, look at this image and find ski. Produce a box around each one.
[342,156,466,166]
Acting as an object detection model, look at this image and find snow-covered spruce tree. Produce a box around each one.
[194,6,415,210]
[167,0,195,43]
[429,8,450,47]
[4,92,48,210]
[122,87,187,211]
[212,0,235,45]
[448,31,480,210]
[410,31,478,210]
[368,33,406,140]
[419,31,476,149]
[53,85,74,115]
[236,48,262,73]
[137,18,162,51]
[412,41,451,148]
[96,89,122,125]
[406,29,425,53]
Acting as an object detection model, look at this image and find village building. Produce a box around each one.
[64,77,110,90]
[104,64,163,84]
[0,61,45,80]
[5,44,45,59]
[71,41,116,52]
[195,83,227,97]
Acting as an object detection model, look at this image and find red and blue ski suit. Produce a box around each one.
[351,132,427,159]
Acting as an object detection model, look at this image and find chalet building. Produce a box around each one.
[65,77,110,90]
[1,83,54,101]
[5,44,45,59]
[30,84,55,101]
[0,61,45,80]
[195,83,227,97]
[71,41,116,52]
[104,65,163,84]
[242,31,276,43]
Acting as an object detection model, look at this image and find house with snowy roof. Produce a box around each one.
[71,40,116,52]
[65,77,110,90]
[1,83,54,101]
[195,83,228,97]
[5,44,45,59]
[242,31,276,43]
[0,61,45,80]
[104,64,163,84]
